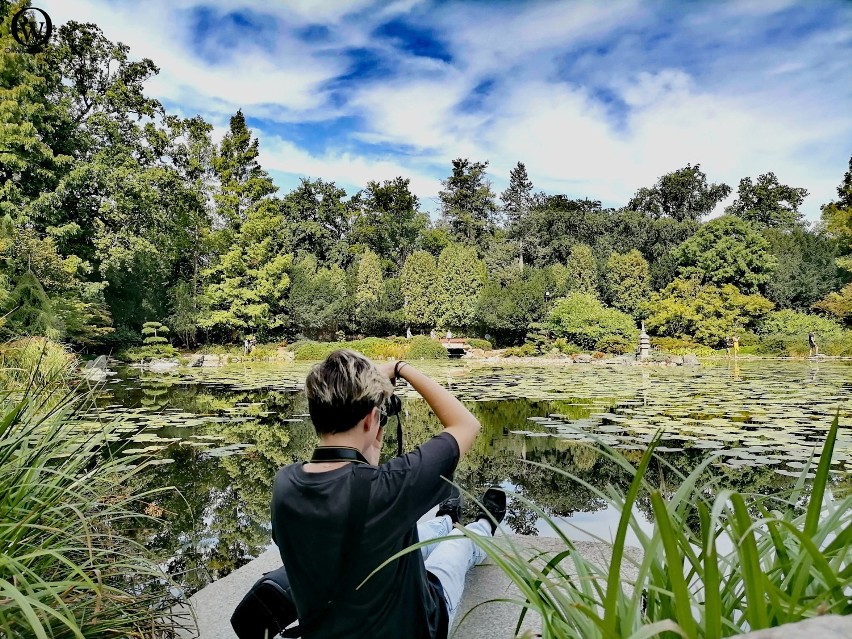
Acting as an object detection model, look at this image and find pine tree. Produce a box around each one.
[354,250,384,332]
[434,244,486,331]
[438,159,498,246]
[500,162,533,267]
[400,250,438,330]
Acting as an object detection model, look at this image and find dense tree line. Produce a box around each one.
[1,11,850,352]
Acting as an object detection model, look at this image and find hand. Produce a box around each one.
[376,361,398,382]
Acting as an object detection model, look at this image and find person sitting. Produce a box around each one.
[270,349,506,638]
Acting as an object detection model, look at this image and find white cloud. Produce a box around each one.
[36,0,852,220]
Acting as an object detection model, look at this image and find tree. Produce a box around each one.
[522,196,609,266]
[820,154,852,272]
[671,215,777,294]
[212,110,277,231]
[565,243,598,295]
[544,292,637,350]
[282,178,353,266]
[400,250,438,330]
[434,244,486,330]
[438,158,498,246]
[813,284,852,325]
[354,250,384,333]
[726,172,809,229]
[475,267,548,344]
[643,277,774,346]
[350,178,426,271]
[603,250,650,317]
[500,162,534,266]
[627,164,731,222]
[287,254,348,339]
[142,321,170,346]
[762,227,842,310]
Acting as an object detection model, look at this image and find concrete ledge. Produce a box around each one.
[180,534,641,639]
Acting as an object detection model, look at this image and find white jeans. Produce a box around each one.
[417,516,491,629]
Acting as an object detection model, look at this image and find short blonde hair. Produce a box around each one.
[305,349,393,434]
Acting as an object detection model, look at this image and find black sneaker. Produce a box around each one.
[477,487,507,535]
[435,488,462,524]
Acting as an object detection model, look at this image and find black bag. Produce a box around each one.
[231,461,373,639]
[230,566,298,638]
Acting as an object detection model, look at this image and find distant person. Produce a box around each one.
[406,327,413,339]
[446,329,453,341]
[243,338,250,355]
[484,333,491,342]
[725,335,733,357]
[732,335,740,359]
[430,329,436,340]
[809,332,818,357]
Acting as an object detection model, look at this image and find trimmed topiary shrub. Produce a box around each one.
[406,336,448,360]
[465,338,493,350]
[502,343,536,357]
[545,292,637,350]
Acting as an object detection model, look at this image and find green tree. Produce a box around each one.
[762,227,842,310]
[523,196,609,267]
[416,224,453,258]
[434,244,486,330]
[671,215,777,294]
[813,284,852,325]
[438,158,498,246]
[211,110,277,232]
[603,250,650,317]
[142,320,170,345]
[500,162,533,266]
[565,243,598,295]
[726,172,809,229]
[287,254,348,339]
[400,250,437,330]
[820,154,852,272]
[350,178,426,272]
[644,277,774,346]
[544,292,637,349]
[282,178,353,266]
[475,267,548,344]
[354,250,384,333]
[627,164,731,222]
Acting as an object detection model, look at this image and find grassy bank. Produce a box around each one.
[0,344,193,638]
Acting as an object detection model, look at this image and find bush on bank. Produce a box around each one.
[0,347,191,638]
[292,336,447,361]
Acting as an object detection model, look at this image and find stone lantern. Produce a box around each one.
[638,321,651,360]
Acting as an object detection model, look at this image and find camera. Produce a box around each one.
[379,394,402,428]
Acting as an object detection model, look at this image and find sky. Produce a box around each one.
[38,0,852,221]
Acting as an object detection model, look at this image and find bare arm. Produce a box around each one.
[382,361,481,457]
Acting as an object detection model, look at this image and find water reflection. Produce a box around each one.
[90,360,851,595]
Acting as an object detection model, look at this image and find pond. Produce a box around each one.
[81,359,852,596]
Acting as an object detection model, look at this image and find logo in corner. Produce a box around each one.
[10,7,53,53]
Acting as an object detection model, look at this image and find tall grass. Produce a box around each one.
[0,349,195,638]
[458,416,851,638]
[376,415,850,638]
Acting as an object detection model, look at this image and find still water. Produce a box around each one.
[84,359,851,595]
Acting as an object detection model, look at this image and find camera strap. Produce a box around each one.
[310,446,370,465]
[280,463,372,638]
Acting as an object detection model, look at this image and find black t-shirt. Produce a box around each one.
[271,432,460,639]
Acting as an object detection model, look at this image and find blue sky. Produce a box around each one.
[41,0,852,220]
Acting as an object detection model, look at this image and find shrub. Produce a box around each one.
[293,338,409,361]
[406,336,448,360]
[546,292,637,350]
[503,343,536,357]
[0,338,76,388]
[118,343,179,362]
[293,341,337,361]
[553,338,581,355]
[821,330,852,356]
[594,335,633,354]
[651,336,717,357]
[0,380,190,637]
[757,309,843,339]
[465,338,493,350]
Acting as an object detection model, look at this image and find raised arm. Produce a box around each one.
[384,361,481,457]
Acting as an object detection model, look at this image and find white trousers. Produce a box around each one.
[416,516,491,629]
